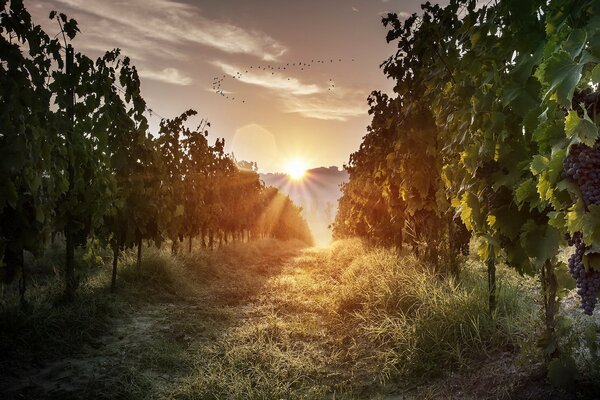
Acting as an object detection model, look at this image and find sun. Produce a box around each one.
[285,158,307,180]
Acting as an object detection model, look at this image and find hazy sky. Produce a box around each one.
[29,0,432,172]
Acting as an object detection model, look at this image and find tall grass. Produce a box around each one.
[170,239,539,399]
[1,237,539,399]
[325,240,538,381]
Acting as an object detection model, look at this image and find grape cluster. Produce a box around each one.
[564,142,600,314]
[563,143,600,206]
[566,233,600,315]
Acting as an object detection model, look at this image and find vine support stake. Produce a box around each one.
[64,43,76,302]
[487,251,496,316]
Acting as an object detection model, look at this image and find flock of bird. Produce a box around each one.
[210,57,355,103]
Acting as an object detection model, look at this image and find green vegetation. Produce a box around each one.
[0,1,312,305]
[3,0,600,398]
[2,239,570,399]
[333,0,600,388]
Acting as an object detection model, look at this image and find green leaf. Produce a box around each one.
[476,234,498,261]
[504,241,534,275]
[520,222,560,267]
[515,178,537,208]
[35,207,44,224]
[30,175,41,193]
[501,79,540,116]
[563,29,587,58]
[547,148,566,183]
[511,46,544,84]
[547,211,565,229]
[566,201,585,233]
[565,110,598,147]
[592,64,600,84]
[460,192,482,231]
[582,205,600,245]
[530,155,548,175]
[489,206,526,240]
[540,50,583,106]
[537,173,553,202]
[555,261,576,291]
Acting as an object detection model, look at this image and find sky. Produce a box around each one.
[28,0,430,173]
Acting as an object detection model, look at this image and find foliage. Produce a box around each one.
[0,0,312,302]
[333,0,600,386]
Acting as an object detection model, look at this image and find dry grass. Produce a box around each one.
[1,238,542,399]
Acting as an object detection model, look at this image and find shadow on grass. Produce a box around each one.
[0,239,305,399]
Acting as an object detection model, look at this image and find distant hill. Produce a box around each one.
[260,166,348,245]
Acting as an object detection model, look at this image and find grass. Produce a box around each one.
[1,238,547,399]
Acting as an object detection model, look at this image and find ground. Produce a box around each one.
[0,239,591,399]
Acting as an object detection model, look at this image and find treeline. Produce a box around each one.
[0,1,312,306]
[333,0,600,382]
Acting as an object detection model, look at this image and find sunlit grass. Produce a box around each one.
[1,238,541,399]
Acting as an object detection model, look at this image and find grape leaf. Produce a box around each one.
[562,29,587,58]
[582,205,600,246]
[539,50,583,106]
[520,222,560,267]
[515,178,537,208]
[460,192,482,231]
[530,155,548,175]
[565,110,598,147]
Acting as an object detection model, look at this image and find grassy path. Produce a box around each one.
[2,239,573,399]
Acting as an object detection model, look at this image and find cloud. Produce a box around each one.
[213,61,323,95]
[282,88,368,121]
[139,67,193,86]
[211,60,367,121]
[32,0,287,61]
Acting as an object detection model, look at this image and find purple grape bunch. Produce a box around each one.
[564,143,600,314]
[564,143,600,315]
[563,143,600,206]
[566,232,600,315]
